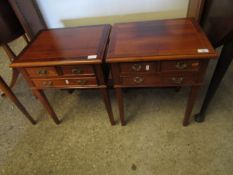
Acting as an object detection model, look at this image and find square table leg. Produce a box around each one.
[115,88,126,126]
[99,88,115,125]
[183,86,200,126]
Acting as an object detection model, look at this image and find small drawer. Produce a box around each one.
[32,77,97,88]
[61,65,94,76]
[26,67,58,77]
[161,75,197,86]
[161,60,200,72]
[121,75,160,86]
[120,62,157,74]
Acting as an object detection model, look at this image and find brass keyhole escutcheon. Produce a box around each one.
[172,77,184,84]
[72,68,82,74]
[37,69,48,75]
[132,64,142,71]
[77,80,87,85]
[134,76,144,84]
[176,62,187,69]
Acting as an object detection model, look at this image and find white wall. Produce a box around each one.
[37,0,189,28]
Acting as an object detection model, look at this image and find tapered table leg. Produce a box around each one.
[34,89,60,124]
[183,86,200,126]
[195,41,233,123]
[115,88,126,126]
[99,88,115,125]
[0,76,36,124]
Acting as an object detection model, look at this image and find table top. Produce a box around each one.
[11,25,111,67]
[107,18,218,63]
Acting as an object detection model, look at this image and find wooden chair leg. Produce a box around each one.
[0,76,36,124]
[9,68,20,88]
[0,34,30,94]
[2,44,16,62]
[2,44,19,88]
[22,34,30,44]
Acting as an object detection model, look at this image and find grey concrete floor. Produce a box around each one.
[0,37,232,175]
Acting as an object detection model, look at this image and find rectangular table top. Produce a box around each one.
[107,19,218,63]
[11,25,111,67]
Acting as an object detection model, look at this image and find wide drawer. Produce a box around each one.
[160,74,197,86]
[161,60,201,72]
[61,65,94,76]
[26,67,58,78]
[32,77,97,88]
[121,75,160,86]
[120,62,157,74]
[120,73,198,86]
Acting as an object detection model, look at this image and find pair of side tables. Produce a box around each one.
[11,18,218,126]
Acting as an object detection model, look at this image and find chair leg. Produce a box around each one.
[0,76,36,124]
[9,68,20,88]
[2,44,16,62]
[22,34,30,44]
[2,44,19,88]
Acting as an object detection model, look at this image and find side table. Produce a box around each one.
[107,19,218,126]
[11,25,115,125]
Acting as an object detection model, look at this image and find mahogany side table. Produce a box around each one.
[107,19,218,126]
[11,25,115,125]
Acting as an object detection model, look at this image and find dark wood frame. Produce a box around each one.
[187,0,206,21]
[8,0,47,39]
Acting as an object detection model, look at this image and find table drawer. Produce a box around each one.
[120,62,157,74]
[61,65,94,76]
[161,60,200,72]
[26,67,58,78]
[161,74,197,86]
[120,73,199,86]
[121,75,160,86]
[32,77,97,88]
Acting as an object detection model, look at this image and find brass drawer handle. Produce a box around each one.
[134,76,144,84]
[72,68,82,74]
[132,64,142,71]
[176,62,188,70]
[37,69,48,75]
[77,80,88,85]
[172,77,184,84]
[42,81,53,87]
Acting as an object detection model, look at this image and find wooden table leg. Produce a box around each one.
[195,40,233,123]
[183,86,200,126]
[99,88,115,125]
[33,89,60,124]
[0,76,36,124]
[115,88,126,126]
